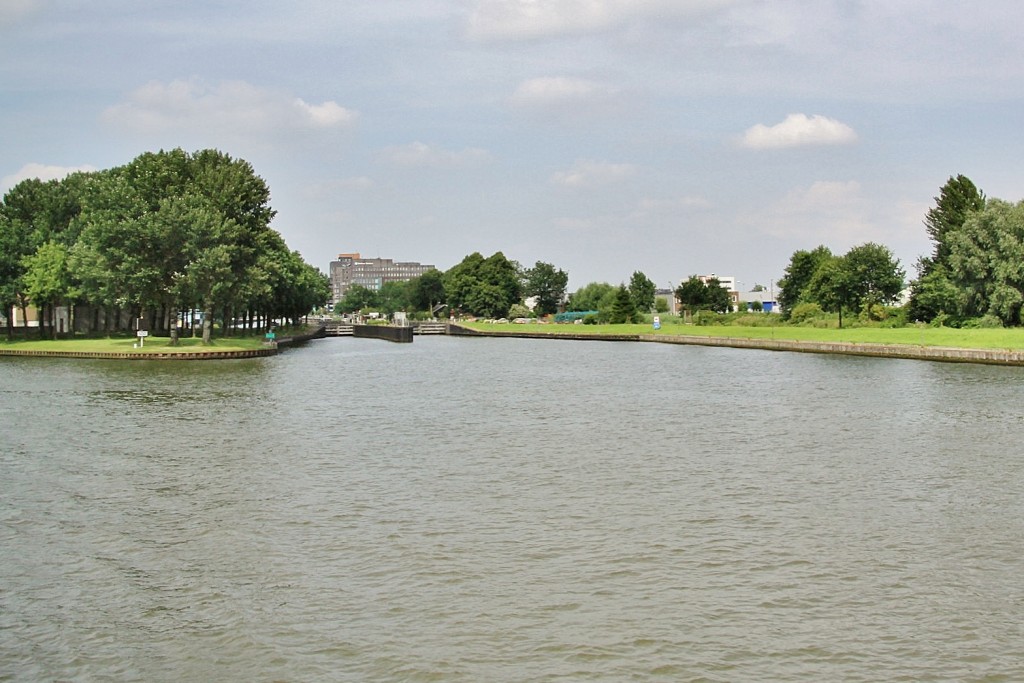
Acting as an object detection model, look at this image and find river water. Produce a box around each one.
[2,336,1022,681]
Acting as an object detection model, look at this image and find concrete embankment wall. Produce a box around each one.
[447,325,639,342]
[640,334,1024,365]
[0,348,275,360]
[353,324,413,343]
[447,324,1024,366]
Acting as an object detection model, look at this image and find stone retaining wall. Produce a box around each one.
[0,348,275,360]
[353,324,413,343]
[448,324,1024,366]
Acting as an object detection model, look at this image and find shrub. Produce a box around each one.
[961,314,1003,329]
[788,302,824,325]
[582,313,599,325]
[508,303,532,319]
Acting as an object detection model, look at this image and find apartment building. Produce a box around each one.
[328,252,435,304]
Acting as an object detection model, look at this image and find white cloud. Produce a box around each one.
[1,162,98,194]
[466,0,733,41]
[751,180,878,244]
[380,142,491,169]
[740,113,857,150]
[509,76,618,108]
[294,98,359,127]
[551,160,636,188]
[102,79,357,135]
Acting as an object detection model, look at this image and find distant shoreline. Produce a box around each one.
[448,324,1024,366]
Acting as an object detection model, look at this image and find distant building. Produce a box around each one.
[328,252,435,304]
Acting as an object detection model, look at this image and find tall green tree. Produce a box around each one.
[777,245,833,319]
[523,261,568,315]
[336,284,379,314]
[947,199,1024,325]
[608,284,641,323]
[444,251,522,318]
[806,255,854,327]
[842,242,905,310]
[409,268,446,315]
[924,174,985,270]
[567,282,615,312]
[675,275,708,316]
[20,241,71,337]
[628,271,656,313]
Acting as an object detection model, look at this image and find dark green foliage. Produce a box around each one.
[408,268,446,314]
[336,284,379,313]
[568,282,616,312]
[523,261,568,315]
[674,275,731,315]
[608,284,641,324]
[924,174,985,269]
[628,271,656,313]
[443,251,522,318]
[0,148,327,342]
[777,245,833,319]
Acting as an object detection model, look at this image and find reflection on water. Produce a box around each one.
[2,338,1023,681]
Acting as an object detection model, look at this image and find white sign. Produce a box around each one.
[136,330,149,337]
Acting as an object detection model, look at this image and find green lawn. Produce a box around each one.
[459,321,1024,350]
[0,334,269,354]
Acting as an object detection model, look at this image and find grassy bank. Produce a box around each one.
[459,321,1024,351]
[0,334,269,355]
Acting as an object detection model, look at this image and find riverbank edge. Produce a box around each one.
[0,326,326,360]
[448,324,1024,366]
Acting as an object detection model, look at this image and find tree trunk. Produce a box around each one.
[202,304,213,344]
[169,306,179,346]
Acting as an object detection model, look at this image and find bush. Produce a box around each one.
[508,303,532,319]
[788,302,824,325]
[961,314,1003,329]
[582,313,599,325]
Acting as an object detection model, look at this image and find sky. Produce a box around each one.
[3,1,1023,292]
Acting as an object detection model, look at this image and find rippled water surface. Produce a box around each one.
[2,336,1023,681]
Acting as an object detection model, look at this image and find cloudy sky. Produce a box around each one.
[3,1,1022,291]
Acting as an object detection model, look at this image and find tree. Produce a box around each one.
[523,261,568,316]
[675,276,708,317]
[628,271,656,313]
[777,245,833,319]
[409,268,446,315]
[907,261,960,324]
[924,174,985,270]
[567,282,615,312]
[947,199,1024,325]
[702,277,732,313]
[843,242,905,310]
[20,241,71,337]
[806,255,855,327]
[377,280,411,315]
[336,284,379,313]
[608,284,641,323]
[443,251,521,318]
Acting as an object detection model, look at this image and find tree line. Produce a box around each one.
[335,254,666,324]
[0,149,330,343]
[778,175,1024,328]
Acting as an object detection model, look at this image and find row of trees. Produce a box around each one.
[336,252,576,320]
[564,271,657,323]
[908,176,1024,326]
[335,256,665,325]
[0,149,330,342]
[777,243,905,327]
[778,174,1024,328]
